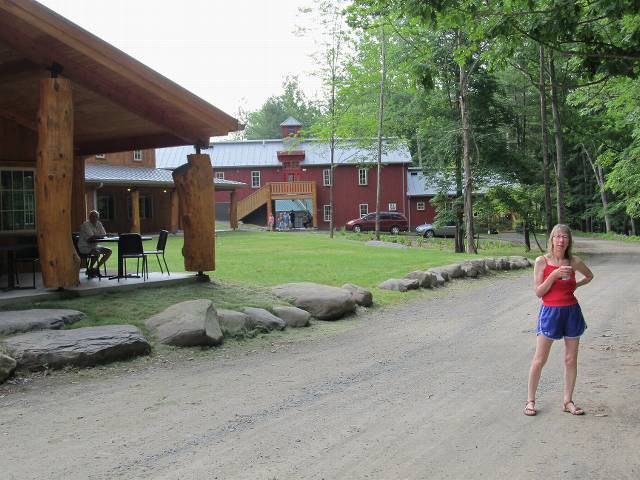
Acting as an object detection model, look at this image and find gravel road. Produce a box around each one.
[1,237,638,479]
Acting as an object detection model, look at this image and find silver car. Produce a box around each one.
[415,223,457,238]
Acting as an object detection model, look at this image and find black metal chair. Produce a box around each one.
[14,244,39,289]
[144,230,169,275]
[72,233,105,279]
[118,233,148,281]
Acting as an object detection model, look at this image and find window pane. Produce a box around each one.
[12,211,24,230]
[2,211,11,230]
[23,172,34,189]
[1,171,12,190]
[12,171,23,190]
[12,192,24,210]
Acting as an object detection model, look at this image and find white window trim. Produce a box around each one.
[358,168,368,186]
[215,171,225,180]
[251,171,261,188]
[388,202,397,212]
[416,201,426,211]
[0,167,36,232]
[133,150,143,161]
[359,203,369,217]
[323,168,331,187]
[323,205,332,222]
[95,154,106,159]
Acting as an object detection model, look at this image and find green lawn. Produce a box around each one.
[1,231,532,333]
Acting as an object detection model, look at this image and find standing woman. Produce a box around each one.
[525,224,594,416]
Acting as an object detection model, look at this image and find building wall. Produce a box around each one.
[407,196,437,229]
[85,149,156,168]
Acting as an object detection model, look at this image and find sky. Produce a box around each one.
[37,0,325,120]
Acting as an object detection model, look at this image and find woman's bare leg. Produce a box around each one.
[528,335,554,403]
[563,337,580,406]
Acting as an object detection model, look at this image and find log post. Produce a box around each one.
[311,181,318,228]
[266,189,273,227]
[169,189,180,233]
[172,154,215,272]
[71,155,87,231]
[36,77,80,288]
[130,189,140,233]
[229,190,238,230]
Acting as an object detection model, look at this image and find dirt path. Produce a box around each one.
[1,238,639,479]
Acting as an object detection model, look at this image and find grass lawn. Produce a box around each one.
[0,231,532,334]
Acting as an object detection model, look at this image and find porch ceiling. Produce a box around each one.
[0,0,239,155]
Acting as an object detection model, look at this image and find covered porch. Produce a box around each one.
[0,0,239,289]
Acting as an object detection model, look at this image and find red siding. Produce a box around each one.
[407,196,437,230]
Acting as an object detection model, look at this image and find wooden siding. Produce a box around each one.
[85,148,156,168]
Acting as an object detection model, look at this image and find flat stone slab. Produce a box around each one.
[3,325,150,371]
[0,309,86,336]
[272,282,356,321]
[145,299,223,347]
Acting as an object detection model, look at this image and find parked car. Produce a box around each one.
[346,212,409,235]
[415,223,457,238]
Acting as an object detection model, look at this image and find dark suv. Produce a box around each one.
[346,212,409,235]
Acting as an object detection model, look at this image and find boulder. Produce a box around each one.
[0,309,85,336]
[509,256,531,269]
[272,306,310,328]
[242,307,286,331]
[495,257,511,270]
[427,268,450,282]
[441,263,464,279]
[468,259,489,274]
[0,353,17,383]
[461,262,479,278]
[426,270,446,287]
[378,278,420,292]
[145,299,223,347]
[404,271,435,288]
[217,309,256,336]
[483,258,497,270]
[366,240,408,249]
[272,283,356,321]
[341,283,374,307]
[3,325,150,371]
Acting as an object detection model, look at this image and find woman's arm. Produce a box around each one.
[572,256,594,288]
[534,255,563,298]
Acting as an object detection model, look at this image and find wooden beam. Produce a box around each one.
[35,77,80,288]
[229,190,238,230]
[130,188,140,233]
[71,155,86,231]
[172,154,215,272]
[75,132,186,156]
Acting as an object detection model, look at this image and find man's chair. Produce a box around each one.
[72,233,105,279]
[144,230,169,275]
[14,244,39,289]
[118,233,148,281]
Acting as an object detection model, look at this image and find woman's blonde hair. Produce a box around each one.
[547,224,573,259]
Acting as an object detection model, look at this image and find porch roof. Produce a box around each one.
[85,164,245,190]
[0,0,239,156]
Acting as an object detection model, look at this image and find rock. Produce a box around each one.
[483,258,497,270]
[378,278,420,292]
[3,325,150,371]
[469,259,489,274]
[509,256,531,269]
[243,307,286,331]
[427,268,450,282]
[272,306,310,328]
[461,262,479,278]
[145,299,223,347]
[217,309,256,336]
[272,283,356,321]
[341,283,374,307]
[0,309,86,336]
[0,353,17,383]
[366,240,408,249]
[441,263,464,279]
[426,270,446,287]
[403,271,434,288]
[496,257,511,270]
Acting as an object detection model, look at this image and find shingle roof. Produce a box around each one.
[155,139,413,169]
[85,164,245,189]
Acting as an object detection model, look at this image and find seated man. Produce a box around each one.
[78,210,112,277]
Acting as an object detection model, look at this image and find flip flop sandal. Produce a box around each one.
[563,401,585,415]
[524,400,537,416]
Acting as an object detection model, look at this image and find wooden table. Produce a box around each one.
[0,244,38,290]
[90,236,152,280]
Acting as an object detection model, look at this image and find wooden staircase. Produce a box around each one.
[236,181,317,227]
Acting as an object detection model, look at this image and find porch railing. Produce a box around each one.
[270,181,314,197]
[236,183,271,220]
[236,181,316,221]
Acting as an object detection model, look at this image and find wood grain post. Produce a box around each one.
[266,186,273,226]
[71,155,87,231]
[36,77,80,288]
[130,189,140,233]
[229,190,238,230]
[172,154,215,272]
[311,181,318,228]
[169,189,180,233]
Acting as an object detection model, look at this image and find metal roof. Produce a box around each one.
[155,139,413,170]
[85,164,245,190]
[280,116,302,126]
[407,169,514,197]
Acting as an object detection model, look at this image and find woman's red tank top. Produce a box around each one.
[542,256,577,306]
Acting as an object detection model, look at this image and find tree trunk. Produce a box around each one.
[630,216,637,236]
[538,45,553,234]
[36,77,80,288]
[172,154,215,272]
[459,58,476,254]
[454,155,464,253]
[130,189,140,233]
[374,25,386,241]
[548,51,565,224]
